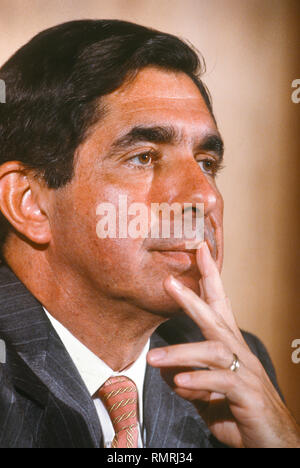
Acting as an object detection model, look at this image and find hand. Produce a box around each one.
[147,242,300,448]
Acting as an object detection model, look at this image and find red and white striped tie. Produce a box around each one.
[98,376,139,448]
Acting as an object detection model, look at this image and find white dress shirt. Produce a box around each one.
[44,309,149,448]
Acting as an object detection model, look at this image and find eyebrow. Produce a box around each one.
[110,125,224,161]
[196,134,224,161]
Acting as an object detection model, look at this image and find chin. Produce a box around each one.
[145,302,186,320]
[134,276,201,320]
[175,274,200,294]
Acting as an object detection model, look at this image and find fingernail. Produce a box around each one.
[200,241,209,254]
[197,241,206,250]
[176,374,191,385]
[198,242,211,265]
[148,349,167,363]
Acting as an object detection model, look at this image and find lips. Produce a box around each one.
[151,243,198,253]
[149,239,215,259]
[152,249,197,268]
[145,216,218,261]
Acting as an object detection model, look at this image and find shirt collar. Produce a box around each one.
[43,308,149,404]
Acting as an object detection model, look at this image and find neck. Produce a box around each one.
[4,242,166,371]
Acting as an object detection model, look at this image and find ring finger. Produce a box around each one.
[147,341,241,372]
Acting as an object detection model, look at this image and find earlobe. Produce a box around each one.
[0,162,51,246]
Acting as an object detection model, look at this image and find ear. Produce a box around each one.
[0,162,51,245]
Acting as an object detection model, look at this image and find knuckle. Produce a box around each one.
[223,370,237,386]
[211,340,230,364]
[214,314,229,333]
[249,390,267,414]
[251,375,265,394]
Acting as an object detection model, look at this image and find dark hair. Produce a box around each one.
[0,19,214,255]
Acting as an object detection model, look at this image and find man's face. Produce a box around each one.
[49,67,224,316]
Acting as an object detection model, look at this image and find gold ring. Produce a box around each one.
[229,353,240,372]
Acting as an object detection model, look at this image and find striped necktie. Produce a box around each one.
[98,376,139,448]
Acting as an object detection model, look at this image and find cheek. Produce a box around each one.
[54,179,149,272]
[51,194,147,290]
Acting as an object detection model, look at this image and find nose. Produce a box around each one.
[167,157,223,259]
[167,157,221,216]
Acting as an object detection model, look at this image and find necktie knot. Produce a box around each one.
[98,376,139,448]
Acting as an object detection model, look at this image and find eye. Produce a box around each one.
[199,159,213,173]
[198,158,222,176]
[128,152,154,167]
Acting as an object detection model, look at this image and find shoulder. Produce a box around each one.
[0,261,20,287]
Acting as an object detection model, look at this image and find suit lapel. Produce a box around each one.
[144,331,212,448]
[0,263,217,448]
[0,264,102,448]
[40,327,103,447]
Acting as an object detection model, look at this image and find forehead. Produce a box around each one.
[101,67,216,135]
[112,66,206,100]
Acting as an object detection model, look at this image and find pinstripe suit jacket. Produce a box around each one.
[0,263,282,448]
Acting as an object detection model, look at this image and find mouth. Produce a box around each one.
[152,249,197,268]
[150,239,215,258]
[146,217,219,265]
[149,241,201,270]
[152,243,198,253]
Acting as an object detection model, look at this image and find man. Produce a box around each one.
[0,19,299,448]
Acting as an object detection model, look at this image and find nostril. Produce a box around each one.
[183,205,201,215]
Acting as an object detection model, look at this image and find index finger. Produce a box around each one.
[163,275,248,359]
[197,242,226,307]
[197,242,240,333]
[163,274,235,344]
